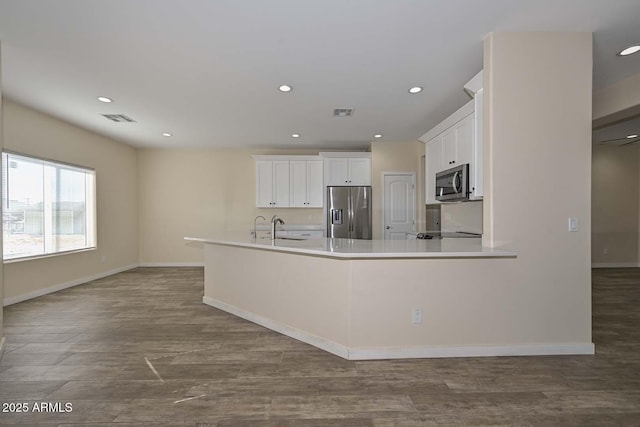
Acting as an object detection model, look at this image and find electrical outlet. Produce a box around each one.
[412,308,423,324]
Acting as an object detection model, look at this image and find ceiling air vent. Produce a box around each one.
[102,114,136,123]
[333,108,354,117]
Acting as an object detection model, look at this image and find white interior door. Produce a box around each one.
[383,173,416,240]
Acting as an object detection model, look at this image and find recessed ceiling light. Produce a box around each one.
[618,45,640,56]
[373,134,383,139]
[279,85,292,92]
[408,86,423,94]
[97,96,113,103]
[627,134,639,139]
[291,134,300,138]
[162,133,172,137]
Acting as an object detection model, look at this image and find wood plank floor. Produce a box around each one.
[1,267,639,426]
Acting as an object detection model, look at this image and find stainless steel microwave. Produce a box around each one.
[436,164,469,202]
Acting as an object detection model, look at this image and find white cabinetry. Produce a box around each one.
[254,156,323,208]
[321,153,371,186]
[442,114,474,169]
[279,229,324,239]
[425,135,443,203]
[420,70,483,203]
[290,160,323,207]
[347,158,372,186]
[423,109,475,203]
[256,160,290,207]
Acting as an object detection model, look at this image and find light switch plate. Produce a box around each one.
[568,217,578,232]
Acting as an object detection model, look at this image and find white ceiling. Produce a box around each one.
[1,0,640,150]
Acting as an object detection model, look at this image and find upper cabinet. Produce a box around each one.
[320,153,372,186]
[420,70,483,203]
[254,156,323,208]
[442,113,474,168]
[254,153,370,208]
[255,160,291,207]
[290,160,323,207]
[425,135,443,204]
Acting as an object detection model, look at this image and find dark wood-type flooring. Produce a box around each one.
[1,267,639,426]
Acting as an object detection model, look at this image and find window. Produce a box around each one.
[2,152,96,260]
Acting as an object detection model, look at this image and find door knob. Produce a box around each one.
[386,226,391,229]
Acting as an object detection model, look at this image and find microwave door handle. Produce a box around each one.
[452,171,460,193]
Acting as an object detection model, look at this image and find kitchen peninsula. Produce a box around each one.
[184,234,588,360]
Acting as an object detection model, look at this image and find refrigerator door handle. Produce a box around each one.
[348,192,353,236]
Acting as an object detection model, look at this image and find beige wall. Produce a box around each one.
[0,45,4,344]
[591,71,640,267]
[370,141,423,239]
[137,148,326,264]
[205,244,351,347]
[202,241,591,355]
[3,100,139,301]
[141,141,427,261]
[483,32,592,341]
[591,144,640,266]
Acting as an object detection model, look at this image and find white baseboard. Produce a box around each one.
[3,264,139,306]
[138,262,204,267]
[202,296,595,360]
[203,296,350,359]
[348,343,595,360]
[592,262,640,269]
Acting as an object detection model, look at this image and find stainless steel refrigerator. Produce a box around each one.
[327,186,372,239]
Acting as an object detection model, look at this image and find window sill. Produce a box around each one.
[3,247,97,264]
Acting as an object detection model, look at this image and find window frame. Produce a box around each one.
[2,150,97,262]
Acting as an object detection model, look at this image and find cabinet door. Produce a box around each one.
[325,158,350,186]
[471,90,483,198]
[442,128,457,168]
[289,161,308,207]
[256,161,274,207]
[348,158,371,186]
[306,160,324,207]
[425,136,443,203]
[286,230,323,239]
[455,114,474,167]
[272,161,290,207]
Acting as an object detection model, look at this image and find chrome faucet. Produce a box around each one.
[270,214,285,240]
[252,215,266,239]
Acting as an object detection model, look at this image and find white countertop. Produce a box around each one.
[185,233,516,259]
